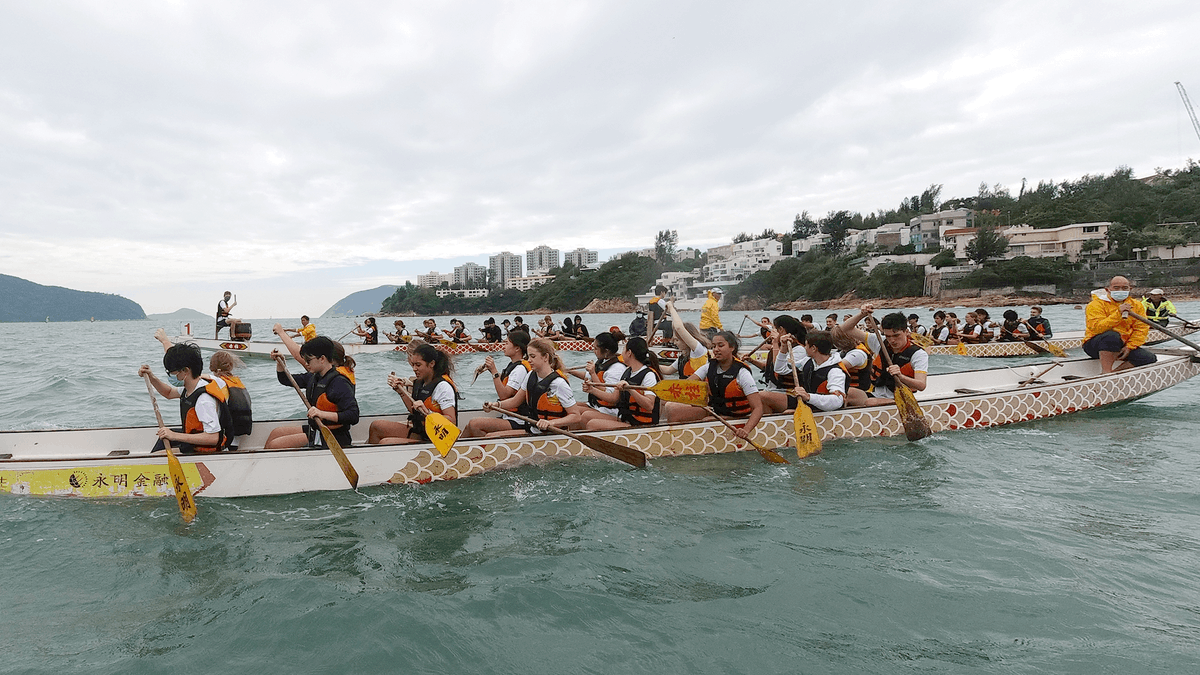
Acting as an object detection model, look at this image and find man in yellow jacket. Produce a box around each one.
[700,288,723,339]
[1082,275,1156,373]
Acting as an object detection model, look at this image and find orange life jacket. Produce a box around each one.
[706,359,752,417]
[618,367,661,426]
[526,370,569,419]
[179,376,233,453]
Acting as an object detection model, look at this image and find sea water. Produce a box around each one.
[3,304,1200,674]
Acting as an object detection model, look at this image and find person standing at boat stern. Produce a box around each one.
[264,336,359,449]
[138,343,235,454]
[838,306,928,407]
[700,288,724,340]
[1083,276,1156,373]
[285,315,318,342]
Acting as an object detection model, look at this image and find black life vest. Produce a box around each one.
[841,344,874,392]
[1027,316,1052,337]
[306,368,355,447]
[222,375,253,436]
[526,370,569,419]
[178,377,234,453]
[618,367,661,425]
[587,357,624,408]
[872,341,922,392]
[364,325,378,344]
[706,359,752,417]
[499,359,532,417]
[800,359,839,396]
[409,375,457,440]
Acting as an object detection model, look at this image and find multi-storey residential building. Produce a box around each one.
[526,245,561,276]
[417,271,453,288]
[435,288,490,298]
[702,237,784,282]
[873,222,910,249]
[505,275,555,292]
[489,251,523,289]
[943,222,1109,261]
[453,262,487,287]
[564,247,598,269]
[908,208,973,252]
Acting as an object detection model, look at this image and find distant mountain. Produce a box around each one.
[145,308,213,324]
[0,273,145,322]
[321,285,400,318]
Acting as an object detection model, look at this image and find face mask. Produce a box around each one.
[1110,290,1129,301]
[167,374,184,387]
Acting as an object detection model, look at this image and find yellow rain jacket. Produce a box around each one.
[700,292,723,331]
[1083,289,1150,349]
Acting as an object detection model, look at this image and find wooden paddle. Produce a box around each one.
[143,374,197,523]
[872,329,932,441]
[956,340,968,355]
[586,378,710,406]
[1129,313,1200,351]
[786,343,822,458]
[273,354,360,489]
[1018,362,1063,387]
[910,332,934,348]
[1014,323,1067,358]
[702,406,789,464]
[491,407,646,468]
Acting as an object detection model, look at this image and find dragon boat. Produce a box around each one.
[919,323,1198,357]
[175,334,597,357]
[3,348,1197,500]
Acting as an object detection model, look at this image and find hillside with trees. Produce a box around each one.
[0,274,145,322]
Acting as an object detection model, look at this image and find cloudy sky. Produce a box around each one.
[1,1,1198,318]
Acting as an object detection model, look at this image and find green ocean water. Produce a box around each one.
[3,305,1200,674]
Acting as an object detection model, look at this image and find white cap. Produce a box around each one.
[1150,288,1164,295]
[711,287,724,294]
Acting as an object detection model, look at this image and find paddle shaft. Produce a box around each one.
[274,355,360,489]
[495,409,646,467]
[1129,312,1200,352]
[143,375,196,523]
[702,406,789,464]
[1018,362,1062,387]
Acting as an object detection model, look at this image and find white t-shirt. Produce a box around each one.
[499,362,530,423]
[865,334,929,399]
[933,325,950,342]
[427,380,456,414]
[692,362,759,395]
[772,344,810,381]
[177,376,224,433]
[591,361,629,416]
[840,346,870,371]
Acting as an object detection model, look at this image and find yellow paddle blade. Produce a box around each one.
[425,412,461,457]
[650,379,709,406]
[910,332,933,348]
[893,384,932,441]
[165,448,197,523]
[956,341,967,355]
[1046,342,1067,358]
[793,403,822,458]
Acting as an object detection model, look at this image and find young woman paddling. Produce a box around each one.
[367,344,457,444]
[576,332,629,424]
[657,300,710,378]
[661,330,764,439]
[583,337,663,431]
[351,317,379,345]
[461,331,534,437]
[478,338,583,437]
[265,336,359,450]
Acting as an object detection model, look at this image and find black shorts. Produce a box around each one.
[1082,331,1157,367]
[507,419,531,431]
[216,318,229,329]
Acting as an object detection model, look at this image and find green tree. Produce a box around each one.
[654,230,678,264]
[792,211,818,239]
[820,210,855,253]
[929,249,957,268]
[965,225,1009,263]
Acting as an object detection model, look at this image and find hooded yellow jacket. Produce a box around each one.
[1083,289,1150,349]
[700,293,722,330]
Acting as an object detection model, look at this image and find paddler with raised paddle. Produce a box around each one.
[1082,275,1157,373]
[838,305,930,407]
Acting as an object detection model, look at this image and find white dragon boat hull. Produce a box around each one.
[921,324,1197,357]
[175,336,596,357]
[2,350,1196,500]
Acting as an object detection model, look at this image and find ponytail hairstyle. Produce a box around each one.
[713,330,741,354]
[412,343,454,380]
[208,350,245,376]
[529,337,565,373]
[507,329,530,356]
[682,322,711,349]
[593,331,619,359]
[623,336,661,377]
[331,339,356,373]
[773,314,805,342]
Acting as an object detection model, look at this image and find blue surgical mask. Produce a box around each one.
[167,372,184,387]
[1110,290,1130,301]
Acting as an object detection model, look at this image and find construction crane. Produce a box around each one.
[1178,81,1200,145]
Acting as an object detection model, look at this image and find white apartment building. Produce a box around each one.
[417,271,453,288]
[674,248,700,262]
[873,222,910,249]
[436,288,490,298]
[489,251,522,289]
[453,262,487,287]
[703,237,784,282]
[505,275,555,292]
[942,222,1109,261]
[909,208,973,252]
[526,245,561,276]
[793,232,831,254]
[564,247,598,268]
[706,244,733,261]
